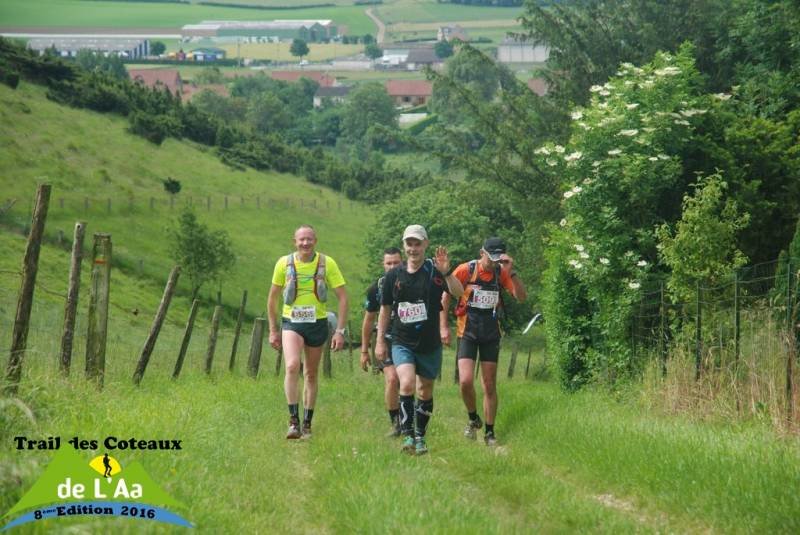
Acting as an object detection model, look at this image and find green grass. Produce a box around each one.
[0,81,373,322]
[2,308,798,533]
[0,0,376,35]
[375,1,524,25]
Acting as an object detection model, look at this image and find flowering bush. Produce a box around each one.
[541,44,734,387]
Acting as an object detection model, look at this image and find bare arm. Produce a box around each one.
[500,254,527,302]
[267,283,283,349]
[375,304,391,361]
[331,285,348,351]
[440,293,451,346]
[360,310,376,371]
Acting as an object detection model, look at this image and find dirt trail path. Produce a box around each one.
[365,8,385,44]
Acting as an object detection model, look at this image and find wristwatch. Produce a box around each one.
[335,327,346,336]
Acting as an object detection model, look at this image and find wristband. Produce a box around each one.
[335,328,346,336]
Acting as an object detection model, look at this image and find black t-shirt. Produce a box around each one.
[364,281,380,313]
[380,260,448,353]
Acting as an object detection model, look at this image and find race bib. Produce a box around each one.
[290,305,317,323]
[397,301,428,324]
[470,289,499,309]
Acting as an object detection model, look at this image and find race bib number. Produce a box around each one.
[470,289,499,309]
[290,305,317,323]
[397,301,428,324]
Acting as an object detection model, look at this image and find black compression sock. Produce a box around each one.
[468,411,479,422]
[485,423,494,435]
[288,404,299,420]
[389,408,400,424]
[415,398,434,438]
[399,395,414,436]
[303,408,314,424]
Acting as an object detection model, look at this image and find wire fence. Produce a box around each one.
[631,257,799,424]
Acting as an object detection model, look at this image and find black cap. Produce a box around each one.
[482,237,506,261]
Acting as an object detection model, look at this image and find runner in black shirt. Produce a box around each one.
[375,225,464,455]
[360,247,403,437]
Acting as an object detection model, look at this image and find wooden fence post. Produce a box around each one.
[5,184,51,394]
[660,281,667,377]
[524,348,532,379]
[133,266,181,385]
[85,233,112,388]
[205,305,222,374]
[734,271,740,366]
[229,290,248,371]
[275,348,283,376]
[59,221,86,376]
[507,342,519,378]
[695,281,702,381]
[173,299,199,379]
[323,331,333,378]
[247,318,266,378]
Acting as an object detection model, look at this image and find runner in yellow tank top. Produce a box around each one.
[267,225,348,440]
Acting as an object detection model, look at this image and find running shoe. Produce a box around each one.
[484,432,498,447]
[463,416,483,440]
[286,418,302,440]
[401,435,415,454]
[301,421,312,439]
[414,437,428,456]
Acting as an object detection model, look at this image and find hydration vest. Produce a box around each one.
[454,260,502,318]
[283,252,327,305]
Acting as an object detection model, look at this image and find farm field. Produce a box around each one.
[0,81,372,322]
[0,0,376,35]
[374,1,524,24]
[217,42,363,61]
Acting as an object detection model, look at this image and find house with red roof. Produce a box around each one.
[269,70,336,87]
[384,80,433,107]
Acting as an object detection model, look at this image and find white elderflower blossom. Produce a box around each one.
[592,160,602,167]
[626,103,639,109]
[619,129,639,136]
[637,260,648,267]
[658,153,669,160]
[680,109,707,117]
[643,80,655,88]
[713,93,732,101]
[582,178,594,185]
[654,66,680,76]
[590,85,603,93]
[608,149,622,156]
[563,190,574,199]
[599,257,610,265]
[579,252,590,259]
[599,90,611,97]
[649,156,659,161]
[547,159,558,167]
[674,119,690,126]
[572,186,582,194]
[559,219,567,227]
[554,145,566,153]
[624,251,634,258]
[571,111,583,120]
[574,244,584,252]
[534,146,551,155]
[565,151,583,162]
[628,281,641,290]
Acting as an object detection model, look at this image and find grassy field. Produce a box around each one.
[375,1,524,25]
[218,42,363,61]
[0,81,373,322]
[1,311,798,533]
[0,0,376,35]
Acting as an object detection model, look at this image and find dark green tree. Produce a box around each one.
[364,43,383,60]
[290,39,310,61]
[150,41,166,56]
[434,40,454,59]
[341,82,397,143]
[170,208,236,299]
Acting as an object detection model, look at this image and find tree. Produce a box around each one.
[162,177,181,195]
[170,208,235,299]
[434,40,454,59]
[74,49,127,80]
[362,34,375,45]
[150,41,166,56]
[290,39,310,61]
[193,66,224,85]
[430,47,501,123]
[341,82,397,144]
[364,43,383,60]
[247,92,291,134]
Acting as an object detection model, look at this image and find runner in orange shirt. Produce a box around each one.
[445,237,526,446]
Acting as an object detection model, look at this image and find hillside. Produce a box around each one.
[0,81,374,326]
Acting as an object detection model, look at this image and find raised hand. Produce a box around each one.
[434,245,450,274]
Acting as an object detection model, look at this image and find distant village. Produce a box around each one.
[15,18,549,107]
